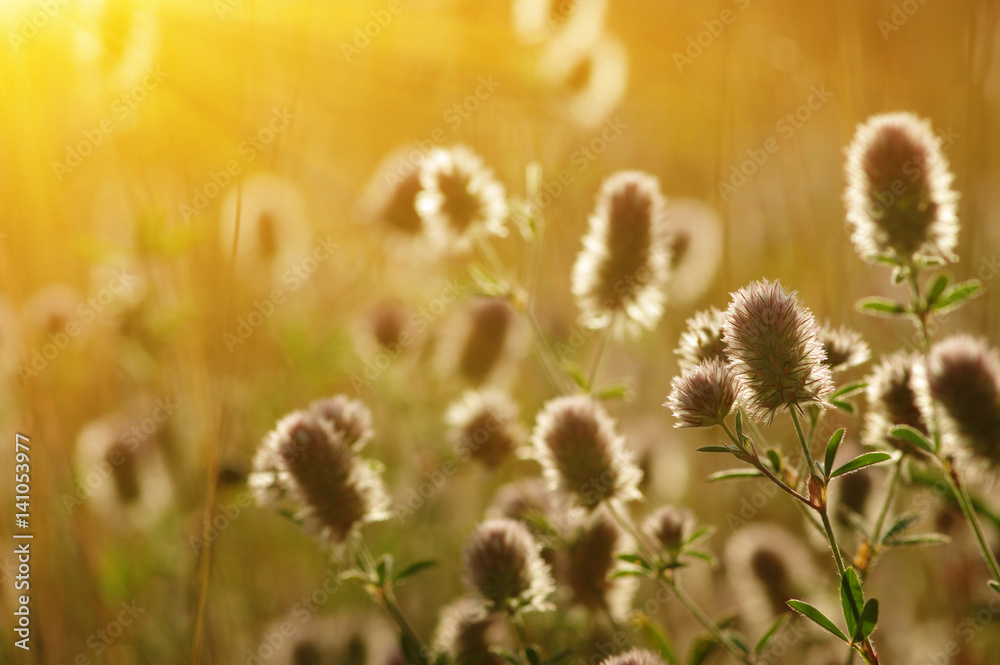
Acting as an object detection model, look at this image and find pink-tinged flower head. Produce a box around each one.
[665,358,738,429]
[529,395,642,513]
[819,325,871,373]
[431,599,503,664]
[561,511,636,620]
[675,307,728,371]
[249,411,389,545]
[844,112,958,263]
[416,145,507,251]
[863,352,930,457]
[644,505,692,555]
[463,518,554,614]
[722,279,834,423]
[599,649,667,665]
[308,394,374,450]
[572,171,671,333]
[914,336,1000,466]
[447,390,526,469]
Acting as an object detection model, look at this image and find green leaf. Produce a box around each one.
[610,569,649,578]
[881,513,919,543]
[765,448,782,473]
[931,279,983,313]
[563,361,589,390]
[831,452,893,478]
[832,399,856,414]
[735,410,746,446]
[683,525,716,547]
[684,549,718,568]
[635,616,680,665]
[489,646,522,665]
[859,598,879,640]
[787,600,849,642]
[889,425,935,454]
[831,382,867,400]
[393,560,436,583]
[725,631,751,655]
[617,553,649,569]
[376,555,392,585]
[926,274,949,306]
[526,646,541,665]
[596,381,632,401]
[989,580,1000,595]
[856,296,908,317]
[754,614,790,654]
[468,262,509,297]
[697,445,736,454]
[824,428,846,478]
[707,468,764,483]
[840,568,864,642]
[686,636,717,665]
[883,533,950,547]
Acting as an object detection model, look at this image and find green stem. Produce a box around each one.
[661,573,754,665]
[358,541,428,664]
[819,508,848,579]
[719,422,812,506]
[588,325,614,392]
[870,456,904,546]
[944,459,1000,589]
[789,409,818,479]
[510,611,532,657]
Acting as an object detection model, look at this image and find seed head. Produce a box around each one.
[458,298,515,386]
[250,411,389,545]
[529,395,642,513]
[722,279,834,423]
[863,352,930,457]
[675,307,727,371]
[562,511,636,619]
[463,518,555,614]
[416,145,507,251]
[447,390,525,469]
[598,649,667,665]
[572,171,671,334]
[914,336,1000,466]
[644,506,692,556]
[844,112,958,263]
[819,325,871,373]
[431,599,502,664]
[666,358,738,429]
[309,395,374,450]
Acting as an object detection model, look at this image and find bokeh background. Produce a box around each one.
[2,0,1000,663]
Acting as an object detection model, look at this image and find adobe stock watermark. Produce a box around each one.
[80,601,144,660]
[178,107,294,222]
[672,0,751,73]
[350,278,467,393]
[717,83,834,201]
[378,75,502,190]
[878,0,931,40]
[7,0,71,53]
[52,66,168,182]
[18,269,137,383]
[61,396,182,514]
[223,235,339,352]
[340,1,403,62]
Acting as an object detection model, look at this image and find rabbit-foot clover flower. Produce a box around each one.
[863,352,931,457]
[572,171,671,334]
[819,324,871,373]
[666,357,739,429]
[447,390,526,469]
[722,279,834,423]
[675,306,728,371]
[844,112,958,264]
[463,518,555,614]
[528,395,642,513]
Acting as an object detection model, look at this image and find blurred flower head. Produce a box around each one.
[219,173,312,274]
[863,352,931,457]
[572,170,671,334]
[722,279,834,423]
[914,335,1000,467]
[512,0,606,45]
[308,394,375,450]
[453,297,520,387]
[447,390,525,469]
[463,518,555,614]
[22,284,84,340]
[359,146,427,237]
[431,598,505,664]
[539,34,629,130]
[249,410,390,545]
[529,394,642,513]
[666,357,738,429]
[675,307,728,371]
[416,145,507,251]
[644,505,692,557]
[256,613,395,665]
[662,198,723,307]
[844,111,959,264]
[819,324,871,373]
[560,510,637,620]
[599,649,667,665]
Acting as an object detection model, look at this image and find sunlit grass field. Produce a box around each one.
[2,1,1000,664]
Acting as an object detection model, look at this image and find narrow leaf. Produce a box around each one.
[393,560,436,583]
[856,297,908,317]
[889,425,935,454]
[840,568,864,642]
[831,452,893,478]
[787,600,849,642]
[563,361,589,390]
[824,428,846,477]
[697,445,736,454]
[831,399,856,414]
[926,274,949,306]
[754,614,790,654]
[707,468,764,483]
[931,279,983,313]
[831,382,867,400]
[883,533,950,547]
[881,513,919,543]
[489,646,522,665]
[596,382,633,401]
[635,617,680,665]
[526,646,541,665]
[989,580,1000,595]
[766,449,782,473]
[683,525,715,547]
[858,598,879,640]
[684,549,718,568]
[617,553,649,568]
